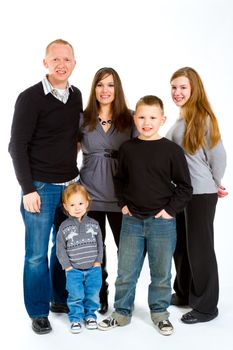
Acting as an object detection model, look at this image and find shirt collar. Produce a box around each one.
[42,75,73,95]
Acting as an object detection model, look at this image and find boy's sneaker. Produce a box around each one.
[98,316,118,331]
[85,318,97,330]
[157,319,173,336]
[70,322,82,334]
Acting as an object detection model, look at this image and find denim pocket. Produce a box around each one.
[33,181,46,192]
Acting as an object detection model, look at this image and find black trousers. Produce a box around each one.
[173,193,218,315]
[88,211,122,303]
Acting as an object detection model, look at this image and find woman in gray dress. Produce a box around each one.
[78,67,136,314]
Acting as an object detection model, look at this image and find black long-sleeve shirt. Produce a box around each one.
[8,82,83,194]
[114,137,192,218]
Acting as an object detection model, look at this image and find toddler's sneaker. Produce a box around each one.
[70,322,83,334]
[157,319,173,336]
[85,318,97,330]
[98,316,118,331]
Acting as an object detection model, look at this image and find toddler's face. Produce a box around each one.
[64,193,89,220]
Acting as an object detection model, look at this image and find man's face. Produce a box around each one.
[43,43,76,88]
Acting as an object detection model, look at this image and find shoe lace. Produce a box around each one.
[87,318,96,324]
[72,322,81,328]
[103,316,115,325]
[159,320,172,329]
[162,320,170,326]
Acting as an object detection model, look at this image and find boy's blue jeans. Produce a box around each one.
[113,215,176,325]
[66,267,102,322]
[21,181,72,318]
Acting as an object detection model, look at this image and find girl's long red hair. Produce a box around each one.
[171,67,221,154]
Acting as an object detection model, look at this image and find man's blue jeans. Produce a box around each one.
[113,215,176,325]
[66,267,102,322]
[21,181,69,318]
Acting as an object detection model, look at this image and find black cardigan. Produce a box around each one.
[9,82,83,194]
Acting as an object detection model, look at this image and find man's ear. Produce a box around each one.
[43,58,48,69]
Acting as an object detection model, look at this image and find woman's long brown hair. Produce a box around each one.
[83,67,132,132]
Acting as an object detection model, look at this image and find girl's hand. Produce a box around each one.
[155,209,173,219]
[217,185,228,198]
[122,205,132,216]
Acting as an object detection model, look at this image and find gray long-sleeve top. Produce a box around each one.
[56,215,103,270]
[166,118,227,194]
[79,115,137,211]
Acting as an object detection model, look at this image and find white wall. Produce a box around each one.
[1,0,232,340]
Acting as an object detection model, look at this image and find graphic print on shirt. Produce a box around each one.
[64,225,79,245]
[86,223,99,238]
[63,223,99,249]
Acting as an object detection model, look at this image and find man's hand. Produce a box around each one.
[23,192,41,213]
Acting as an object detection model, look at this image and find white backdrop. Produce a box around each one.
[1,0,233,349]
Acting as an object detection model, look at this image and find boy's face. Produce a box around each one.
[134,104,166,140]
[43,43,76,88]
[64,193,89,221]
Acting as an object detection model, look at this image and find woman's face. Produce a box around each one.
[95,74,115,106]
[171,76,191,107]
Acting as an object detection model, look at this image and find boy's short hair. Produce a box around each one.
[45,39,75,56]
[62,183,92,214]
[135,95,164,113]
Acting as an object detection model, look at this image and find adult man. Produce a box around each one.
[8,39,83,334]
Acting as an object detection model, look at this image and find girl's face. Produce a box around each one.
[171,76,191,107]
[64,192,89,221]
[95,74,115,106]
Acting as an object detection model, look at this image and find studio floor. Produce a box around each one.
[2,218,233,350]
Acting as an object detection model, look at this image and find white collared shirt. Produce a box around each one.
[42,76,73,104]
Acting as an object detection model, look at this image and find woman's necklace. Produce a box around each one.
[98,117,113,126]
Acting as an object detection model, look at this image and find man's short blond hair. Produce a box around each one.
[45,39,74,56]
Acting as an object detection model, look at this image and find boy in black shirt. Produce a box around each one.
[98,95,192,336]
